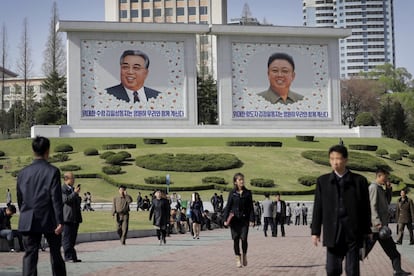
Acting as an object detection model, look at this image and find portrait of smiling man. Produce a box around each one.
[258,52,304,105]
[105,50,161,103]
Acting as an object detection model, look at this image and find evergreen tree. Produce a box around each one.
[197,75,218,125]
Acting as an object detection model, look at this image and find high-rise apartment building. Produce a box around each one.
[303,0,395,79]
[104,0,228,77]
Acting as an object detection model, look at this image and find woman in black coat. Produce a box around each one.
[149,190,171,245]
[223,173,255,268]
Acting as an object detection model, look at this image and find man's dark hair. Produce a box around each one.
[328,144,348,159]
[274,192,281,196]
[32,136,50,157]
[119,185,127,190]
[376,167,390,175]
[120,50,150,69]
[264,192,270,198]
[7,204,17,214]
[267,52,295,71]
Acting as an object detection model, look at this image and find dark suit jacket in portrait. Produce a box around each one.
[105,84,161,103]
[311,170,371,248]
[258,87,304,105]
[17,159,64,233]
[62,185,83,225]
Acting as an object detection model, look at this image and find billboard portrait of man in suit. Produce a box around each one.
[105,50,161,103]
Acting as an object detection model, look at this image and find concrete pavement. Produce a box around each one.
[1,224,414,275]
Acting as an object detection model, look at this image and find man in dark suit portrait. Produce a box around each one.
[106,50,161,103]
[311,144,372,276]
[16,136,66,276]
[258,52,304,105]
[62,171,83,263]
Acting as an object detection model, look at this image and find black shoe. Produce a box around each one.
[393,269,411,276]
[65,259,81,263]
[395,241,402,245]
[264,232,267,237]
[410,242,414,245]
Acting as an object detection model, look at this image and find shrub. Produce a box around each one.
[84,148,99,156]
[226,141,282,147]
[389,174,403,185]
[349,144,378,151]
[135,153,243,172]
[60,164,81,171]
[100,151,116,159]
[49,153,69,163]
[354,112,376,126]
[410,174,414,181]
[301,150,391,172]
[376,149,389,157]
[250,178,275,188]
[389,153,402,162]
[408,154,414,162]
[54,144,73,153]
[117,151,132,160]
[102,165,122,175]
[144,176,172,184]
[0,150,5,157]
[11,170,20,177]
[105,153,127,165]
[298,176,317,187]
[143,138,166,145]
[296,136,315,142]
[202,176,227,185]
[397,149,410,157]
[102,144,136,150]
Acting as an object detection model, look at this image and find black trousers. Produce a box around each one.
[22,232,66,276]
[263,217,274,235]
[62,222,80,261]
[274,213,285,236]
[326,241,360,276]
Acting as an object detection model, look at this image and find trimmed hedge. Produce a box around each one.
[105,153,127,165]
[84,148,99,156]
[0,151,5,157]
[143,138,166,145]
[102,165,122,175]
[102,144,136,150]
[397,149,410,157]
[49,153,69,163]
[54,144,73,153]
[60,164,81,171]
[301,150,391,172]
[135,153,243,172]
[11,170,20,177]
[117,151,132,160]
[144,176,172,184]
[376,149,389,157]
[389,174,403,185]
[226,141,282,147]
[202,176,227,185]
[409,174,414,181]
[390,153,402,162]
[296,136,315,142]
[250,178,275,188]
[349,144,378,151]
[408,154,414,162]
[100,151,116,159]
[298,176,317,187]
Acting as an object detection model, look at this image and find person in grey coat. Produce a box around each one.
[261,192,274,237]
[368,167,410,276]
[395,189,414,245]
[149,190,170,245]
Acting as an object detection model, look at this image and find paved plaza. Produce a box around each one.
[1,224,414,275]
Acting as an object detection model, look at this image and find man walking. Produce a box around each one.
[273,192,286,237]
[395,189,414,245]
[368,168,411,275]
[62,172,83,262]
[261,192,274,237]
[112,185,133,245]
[311,144,371,276]
[302,203,308,225]
[16,136,66,276]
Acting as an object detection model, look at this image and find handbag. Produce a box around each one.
[226,211,235,226]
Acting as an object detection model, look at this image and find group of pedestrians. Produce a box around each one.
[261,192,287,237]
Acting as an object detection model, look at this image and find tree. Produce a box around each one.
[354,112,376,126]
[42,2,66,76]
[364,63,412,93]
[197,74,218,125]
[340,79,381,127]
[380,96,407,140]
[16,17,33,122]
[1,24,9,111]
[40,70,67,124]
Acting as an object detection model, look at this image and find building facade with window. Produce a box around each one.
[104,0,228,77]
[303,0,395,79]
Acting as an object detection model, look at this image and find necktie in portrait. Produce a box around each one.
[133,91,140,103]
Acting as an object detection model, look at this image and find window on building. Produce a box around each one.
[188,7,196,15]
[142,9,150,17]
[199,6,208,15]
[131,0,138,2]
[131,9,139,18]
[3,87,10,95]
[120,0,128,3]
[165,8,173,16]
[176,7,185,16]
[120,10,128,18]
[3,101,10,109]
[143,0,150,2]
[200,35,209,44]
[154,8,161,17]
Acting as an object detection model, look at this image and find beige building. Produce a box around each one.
[104,0,228,77]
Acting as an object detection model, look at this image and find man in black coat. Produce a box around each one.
[273,192,286,237]
[311,144,371,276]
[105,50,161,103]
[17,136,66,276]
[62,172,83,262]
